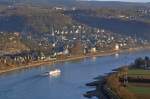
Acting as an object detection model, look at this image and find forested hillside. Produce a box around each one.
[0,6,72,33]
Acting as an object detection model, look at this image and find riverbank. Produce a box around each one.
[84,76,110,99]
[0,60,55,74]
[84,74,120,99]
[99,62,150,99]
[83,47,150,99]
[0,46,150,74]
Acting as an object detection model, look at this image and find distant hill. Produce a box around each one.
[68,13,150,40]
[79,1,150,8]
[0,0,150,8]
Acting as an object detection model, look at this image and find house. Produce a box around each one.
[115,44,120,51]
[91,47,97,53]
[84,47,88,54]
[40,52,46,60]
[63,48,69,55]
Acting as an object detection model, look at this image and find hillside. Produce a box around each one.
[0,0,150,8]
[0,6,72,33]
[66,9,150,40]
[0,33,29,55]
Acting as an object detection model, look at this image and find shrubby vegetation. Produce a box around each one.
[133,56,150,69]
[106,68,136,99]
[0,33,29,54]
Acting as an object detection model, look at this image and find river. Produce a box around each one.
[0,49,150,99]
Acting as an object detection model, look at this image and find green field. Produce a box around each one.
[127,69,150,94]
[127,86,150,94]
[128,69,150,75]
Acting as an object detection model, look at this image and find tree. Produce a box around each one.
[145,56,150,68]
[71,40,83,55]
[134,57,145,68]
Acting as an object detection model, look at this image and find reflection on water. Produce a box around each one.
[68,58,85,64]
[115,53,119,58]
[92,56,97,62]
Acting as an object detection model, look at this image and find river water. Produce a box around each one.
[0,49,150,99]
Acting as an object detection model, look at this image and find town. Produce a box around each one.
[0,23,149,70]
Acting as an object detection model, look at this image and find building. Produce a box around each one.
[91,47,97,53]
[115,44,120,51]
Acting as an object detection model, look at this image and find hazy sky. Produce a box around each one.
[95,0,150,2]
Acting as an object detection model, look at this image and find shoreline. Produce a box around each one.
[84,73,120,99]
[0,46,150,74]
